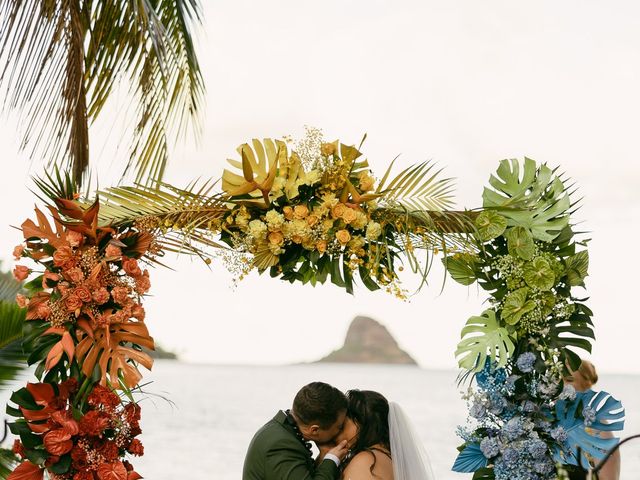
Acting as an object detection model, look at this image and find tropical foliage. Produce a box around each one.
[0,0,204,186]
[450,159,624,479]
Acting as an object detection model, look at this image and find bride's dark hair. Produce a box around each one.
[343,389,391,475]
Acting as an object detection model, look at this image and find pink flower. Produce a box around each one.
[64,294,83,313]
[74,286,92,303]
[53,246,75,268]
[105,244,122,259]
[36,303,51,319]
[15,294,28,308]
[66,230,84,248]
[12,245,24,260]
[122,258,142,277]
[111,286,130,305]
[92,287,110,305]
[64,267,84,284]
[13,265,30,281]
[131,304,146,321]
[135,271,151,295]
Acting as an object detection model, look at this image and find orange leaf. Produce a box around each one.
[128,472,143,480]
[26,383,55,405]
[7,461,44,480]
[53,198,85,220]
[97,462,128,480]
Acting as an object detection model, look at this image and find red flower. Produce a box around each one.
[126,439,144,457]
[131,304,145,322]
[71,445,89,470]
[121,258,141,278]
[110,287,130,306]
[58,378,79,401]
[134,271,150,295]
[98,441,120,462]
[66,230,84,248]
[51,410,79,436]
[43,428,73,455]
[87,385,121,412]
[13,245,24,260]
[123,403,141,425]
[73,472,94,480]
[13,265,30,282]
[65,268,85,284]
[96,461,127,480]
[64,294,83,313]
[79,410,110,437]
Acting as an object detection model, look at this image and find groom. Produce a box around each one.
[243,382,349,479]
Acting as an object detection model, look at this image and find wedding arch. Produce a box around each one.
[6,131,624,480]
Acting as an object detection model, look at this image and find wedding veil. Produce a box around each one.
[388,401,435,480]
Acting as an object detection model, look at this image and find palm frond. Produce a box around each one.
[0,300,27,391]
[377,160,456,211]
[0,0,204,186]
[0,271,20,304]
[0,448,18,478]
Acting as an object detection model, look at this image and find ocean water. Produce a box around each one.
[131,362,640,479]
[1,362,638,479]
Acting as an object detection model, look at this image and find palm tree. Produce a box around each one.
[0,0,205,187]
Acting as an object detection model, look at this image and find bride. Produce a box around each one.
[334,389,435,480]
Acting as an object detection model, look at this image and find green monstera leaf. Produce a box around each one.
[502,287,536,325]
[523,257,555,291]
[475,210,507,241]
[505,226,535,260]
[483,158,571,242]
[443,253,480,286]
[565,250,589,287]
[456,309,515,371]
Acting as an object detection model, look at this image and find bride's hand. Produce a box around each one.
[327,440,349,461]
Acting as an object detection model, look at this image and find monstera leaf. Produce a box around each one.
[523,258,555,291]
[456,309,515,372]
[443,253,480,286]
[553,390,625,467]
[501,288,536,325]
[475,210,507,241]
[483,158,571,242]
[565,250,589,287]
[452,443,488,473]
[505,227,534,260]
[222,139,286,201]
[75,320,154,389]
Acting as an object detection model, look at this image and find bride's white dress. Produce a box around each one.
[388,402,436,480]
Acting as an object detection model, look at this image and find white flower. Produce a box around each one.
[366,221,382,240]
[283,219,310,239]
[303,169,322,186]
[269,177,286,200]
[265,210,285,231]
[248,220,268,240]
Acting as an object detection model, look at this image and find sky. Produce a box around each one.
[1,0,639,373]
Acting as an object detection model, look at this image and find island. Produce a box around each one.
[315,316,417,365]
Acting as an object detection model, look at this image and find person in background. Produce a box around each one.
[565,359,620,480]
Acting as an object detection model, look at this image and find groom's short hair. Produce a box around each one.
[292,382,347,429]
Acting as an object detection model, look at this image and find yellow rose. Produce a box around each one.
[332,203,347,219]
[268,231,284,246]
[293,204,309,219]
[302,238,316,251]
[358,171,375,192]
[283,206,294,220]
[335,229,351,245]
[306,214,320,227]
[321,142,337,156]
[342,207,358,224]
[291,235,304,244]
[316,240,328,253]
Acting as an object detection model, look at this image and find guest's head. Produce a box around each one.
[565,359,598,392]
[291,382,347,443]
[336,389,390,453]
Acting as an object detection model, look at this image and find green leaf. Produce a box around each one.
[10,387,39,410]
[443,254,479,286]
[505,227,534,260]
[50,454,72,474]
[565,250,589,287]
[523,257,555,291]
[456,309,515,372]
[502,288,536,325]
[475,211,507,241]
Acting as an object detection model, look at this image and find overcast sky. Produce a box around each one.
[1,0,639,373]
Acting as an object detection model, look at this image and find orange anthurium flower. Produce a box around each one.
[7,461,44,480]
[97,461,128,480]
[43,428,73,456]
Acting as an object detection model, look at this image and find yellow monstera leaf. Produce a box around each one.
[222,139,287,203]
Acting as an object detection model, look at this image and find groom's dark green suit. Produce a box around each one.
[242,410,340,480]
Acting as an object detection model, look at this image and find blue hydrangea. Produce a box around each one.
[533,459,555,475]
[517,352,537,373]
[480,436,501,458]
[488,392,508,414]
[582,406,596,426]
[502,447,520,466]
[470,401,487,420]
[559,384,576,401]
[522,400,537,413]
[527,438,548,459]
[550,426,568,443]
[503,417,524,440]
[476,360,508,389]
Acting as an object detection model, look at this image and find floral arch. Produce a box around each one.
[6,132,623,480]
